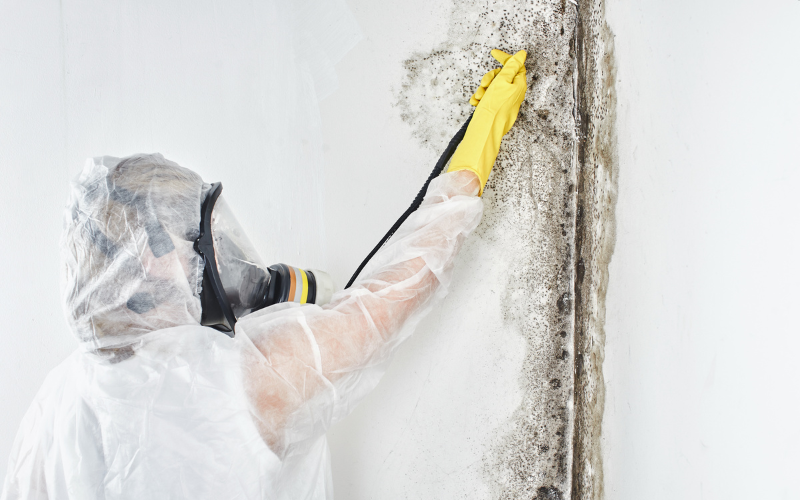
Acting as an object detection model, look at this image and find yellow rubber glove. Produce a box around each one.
[447,49,527,195]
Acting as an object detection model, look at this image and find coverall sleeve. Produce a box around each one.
[234,170,483,457]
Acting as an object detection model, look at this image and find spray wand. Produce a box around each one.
[345,111,474,288]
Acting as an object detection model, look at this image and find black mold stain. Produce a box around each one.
[556,293,571,313]
[536,485,564,500]
[571,0,618,499]
[395,0,617,498]
[396,0,578,497]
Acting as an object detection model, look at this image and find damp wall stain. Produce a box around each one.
[395,0,617,498]
[571,0,617,498]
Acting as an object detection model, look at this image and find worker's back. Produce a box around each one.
[0,325,333,500]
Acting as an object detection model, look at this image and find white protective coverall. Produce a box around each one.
[0,153,484,499]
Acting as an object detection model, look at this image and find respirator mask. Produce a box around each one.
[194,183,334,334]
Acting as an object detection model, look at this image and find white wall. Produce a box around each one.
[602,0,800,498]
[1,0,81,464]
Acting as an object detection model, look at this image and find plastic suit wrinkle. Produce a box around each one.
[239,170,482,458]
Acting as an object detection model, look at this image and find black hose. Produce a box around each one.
[345,111,474,289]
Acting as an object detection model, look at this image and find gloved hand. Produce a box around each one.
[447,49,527,195]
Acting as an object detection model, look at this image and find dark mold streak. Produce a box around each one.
[570,0,618,498]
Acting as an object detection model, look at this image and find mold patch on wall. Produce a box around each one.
[571,0,617,498]
[395,0,617,498]
[397,1,579,498]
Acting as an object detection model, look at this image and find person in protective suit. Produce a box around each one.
[1,49,527,500]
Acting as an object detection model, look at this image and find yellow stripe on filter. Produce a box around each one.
[299,269,309,303]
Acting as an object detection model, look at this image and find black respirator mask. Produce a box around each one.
[194,183,334,335]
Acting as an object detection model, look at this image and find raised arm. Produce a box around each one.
[236,49,528,455]
[236,171,482,453]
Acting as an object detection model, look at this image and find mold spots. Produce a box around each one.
[556,293,571,313]
[535,485,564,500]
[571,0,618,498]
[396,0,581,498]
